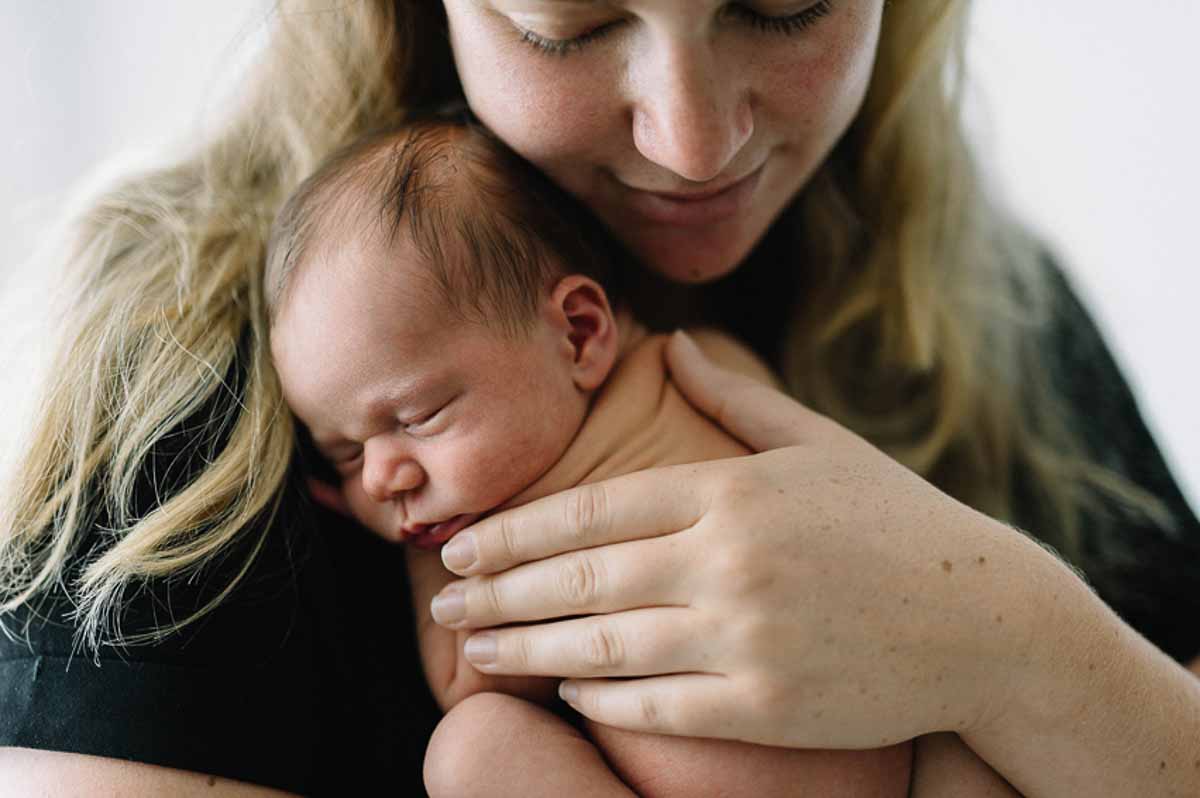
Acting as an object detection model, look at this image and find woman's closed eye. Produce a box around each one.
[515,1,837,57]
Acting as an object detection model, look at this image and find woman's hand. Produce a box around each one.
[407,544,561,711]
[429,331,1072,750]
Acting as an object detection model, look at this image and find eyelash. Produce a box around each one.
[518,1,835,57]
[329,403,446,470]
[403,397,456,434]
[402,409,438,432]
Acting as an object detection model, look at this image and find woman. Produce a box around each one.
[2,1,1197,795]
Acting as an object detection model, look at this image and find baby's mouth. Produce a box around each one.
[404,513,482,550]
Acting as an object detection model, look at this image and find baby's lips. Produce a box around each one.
[399,521,433,547]
[414,512,483,549]
[407,533,441,551]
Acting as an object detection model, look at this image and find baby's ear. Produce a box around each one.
[546,275,618,392]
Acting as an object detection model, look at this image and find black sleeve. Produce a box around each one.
[0,381,440,794]
[1014,260,1200,664]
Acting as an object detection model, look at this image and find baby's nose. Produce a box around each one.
[362,455,426,503]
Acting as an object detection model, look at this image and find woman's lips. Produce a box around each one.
[405,512,482,550]
[621,166,763,227]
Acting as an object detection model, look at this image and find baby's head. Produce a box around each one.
[266,118,632,546]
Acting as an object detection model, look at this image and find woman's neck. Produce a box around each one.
[614,305,650,362]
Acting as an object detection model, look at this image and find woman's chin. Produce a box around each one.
[630,227,757,285]
[644,247,742,285]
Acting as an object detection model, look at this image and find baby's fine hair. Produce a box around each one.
[265,113,632,335]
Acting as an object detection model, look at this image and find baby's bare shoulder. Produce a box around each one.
[685,328,781,388]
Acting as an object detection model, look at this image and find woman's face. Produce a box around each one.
[442,0,884,283]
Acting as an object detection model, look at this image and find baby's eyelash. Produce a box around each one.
[401,410,436,430]
[518,1,836,58]
[402,395,457,433]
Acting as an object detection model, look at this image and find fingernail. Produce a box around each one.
[559,682,579,703]
[442,532,476,572]
[464,633,496,665]
[430,586,466,626]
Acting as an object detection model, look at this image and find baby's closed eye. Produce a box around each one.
[401,394,459,436]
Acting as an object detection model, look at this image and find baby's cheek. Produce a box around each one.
[454,434,548,509]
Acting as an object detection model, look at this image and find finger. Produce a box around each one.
[665,329,828,452]
[557,672,733,738]
[462,606,710,679]
[443,465,707,576]
[433,535,693,629]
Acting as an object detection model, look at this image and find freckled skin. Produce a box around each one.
[442,0,885,284]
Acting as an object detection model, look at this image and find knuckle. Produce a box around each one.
[512,632,535,670]
[637,692,669,731]
[706,545,763,598]
[556,553,604,609]
[479,577,507,619]
[581,623,625,670]
[743,668,790,719]
[494,513,523,564]
[712,468,759,508]
[563,483,610,542]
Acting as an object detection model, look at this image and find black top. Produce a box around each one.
[2,266,1198,796]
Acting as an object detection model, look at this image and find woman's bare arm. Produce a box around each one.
[0,748,298,797]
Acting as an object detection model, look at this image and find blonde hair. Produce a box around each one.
[1,0,1170,648]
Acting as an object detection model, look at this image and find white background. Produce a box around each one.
[1,3,1196,512]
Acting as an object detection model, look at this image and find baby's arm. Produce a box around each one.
[586,720,912,798]
[909,733,1024,797]
[410,550,639,795]
[424,692,637,798]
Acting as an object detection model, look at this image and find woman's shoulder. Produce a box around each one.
[0,485,438,795]
[1018,254,1200,663]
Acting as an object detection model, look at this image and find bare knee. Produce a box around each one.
[425,692,588,798]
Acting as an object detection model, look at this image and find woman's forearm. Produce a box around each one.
[962,547,1200,796]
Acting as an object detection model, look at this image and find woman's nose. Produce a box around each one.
[361,441,425,503]
[630,42,754,183]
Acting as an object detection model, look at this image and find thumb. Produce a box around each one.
[664,329,826,451]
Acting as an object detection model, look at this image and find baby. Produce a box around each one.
[265,118,990,797]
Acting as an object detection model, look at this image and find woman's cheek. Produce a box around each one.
[475,63,616,181]
[447,7,614,169]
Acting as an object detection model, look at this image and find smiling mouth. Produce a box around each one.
[404,512,482,550]
[622,166,764,227]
